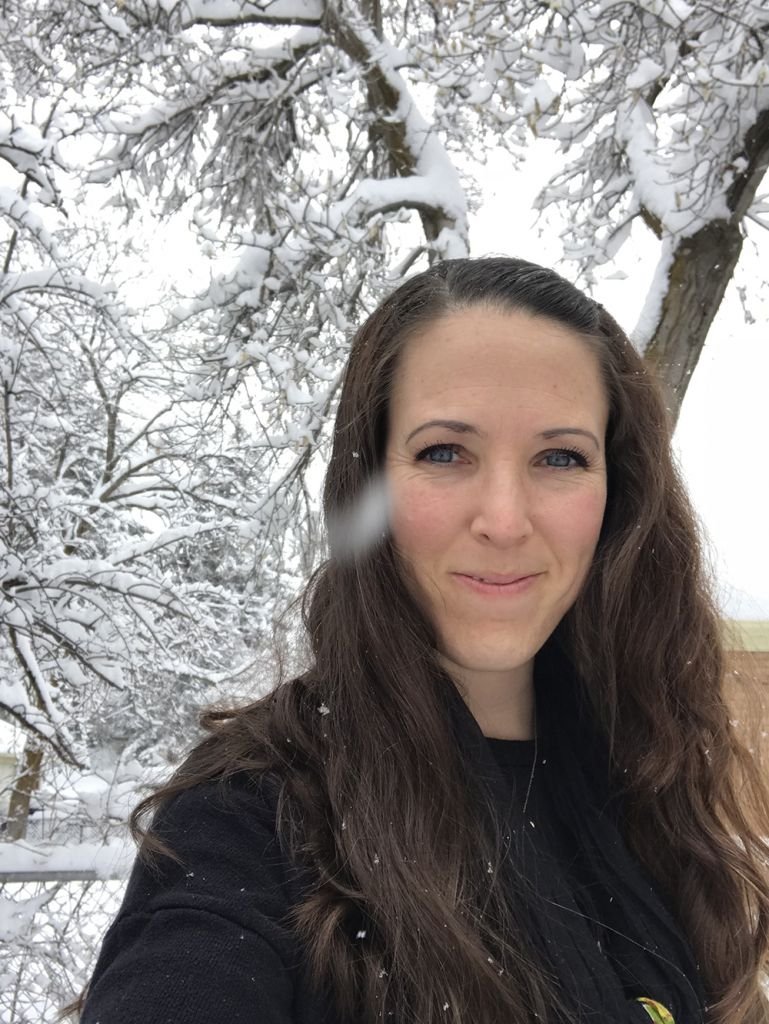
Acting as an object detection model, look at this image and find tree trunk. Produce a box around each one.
[643,220,743,418]
[643,107,769,425]
[5,741,43,841]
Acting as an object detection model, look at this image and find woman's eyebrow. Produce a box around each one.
[405,419,482,444]
[538,427,601,450]
[405,421,601,450]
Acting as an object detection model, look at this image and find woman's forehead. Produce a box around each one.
[389,308,608,430]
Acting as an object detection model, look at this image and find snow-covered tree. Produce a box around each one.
[16,0,765,429]
[471,0,769,414]
[11,0,474,558]
[0,94,287,840]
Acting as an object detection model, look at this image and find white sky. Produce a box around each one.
[471,147,769,620]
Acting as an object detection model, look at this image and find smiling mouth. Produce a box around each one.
[461,572,538,585]
[451,572,543,598]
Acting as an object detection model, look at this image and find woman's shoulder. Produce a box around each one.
[82,771,322,1023]
[94,772,305,980]
[150,770,282,838]
[133,770,299,896]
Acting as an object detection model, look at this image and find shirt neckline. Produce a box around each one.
[484,736,538,768]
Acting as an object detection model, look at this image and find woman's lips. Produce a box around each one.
[453,572,541,595]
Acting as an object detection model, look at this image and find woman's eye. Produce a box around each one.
[414,444,590,468]
[543,448,589,469]
[416,443,461,464]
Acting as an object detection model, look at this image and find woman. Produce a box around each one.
[76,258,769,1024]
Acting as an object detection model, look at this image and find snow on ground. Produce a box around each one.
[0,835,133,880]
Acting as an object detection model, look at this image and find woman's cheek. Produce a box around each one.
[389,480,457,552]
[557,485,607,553]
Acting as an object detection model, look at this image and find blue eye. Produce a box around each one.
[415,443,461,464]
[543,448,590,469]
[414,443,591,468]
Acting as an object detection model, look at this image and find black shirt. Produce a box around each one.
[487,738,611,957]
[81,742,674,1023]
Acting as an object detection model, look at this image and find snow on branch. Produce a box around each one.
[0,267,113,306]
[520,0,769,266]
[328,7,469,255]
[182,0,323,27]
[0,187,60,259]
[0,115,62,208]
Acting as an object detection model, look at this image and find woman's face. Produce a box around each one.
[384,306,609,688]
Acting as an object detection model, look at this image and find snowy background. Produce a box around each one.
[1,0,768,1019]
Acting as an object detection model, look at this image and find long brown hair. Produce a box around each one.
[84,259,769,1022]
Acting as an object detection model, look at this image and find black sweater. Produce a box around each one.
[81,740,674,1023]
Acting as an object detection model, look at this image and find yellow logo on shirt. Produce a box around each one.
[635,996,675,1024]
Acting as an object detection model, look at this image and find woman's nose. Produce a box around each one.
[468,467,534,545]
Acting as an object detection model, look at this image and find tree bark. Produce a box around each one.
[644,107,769,424]
[643,220,743,415]
[4,741,43,841]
